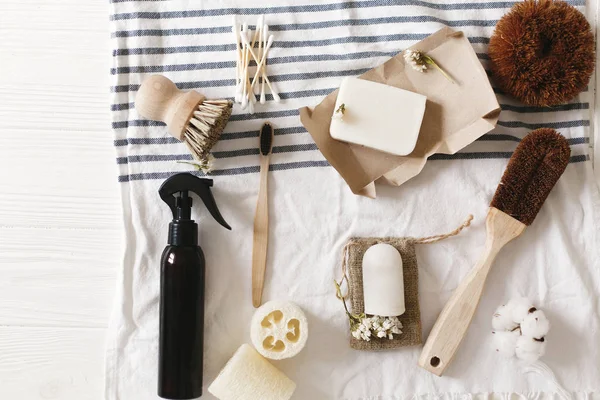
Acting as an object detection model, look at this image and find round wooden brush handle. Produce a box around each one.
[135,75,205,140]
[418,207,526,376]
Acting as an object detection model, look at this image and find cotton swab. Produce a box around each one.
[241,23,249,109]
[251,15,264,48]
[245,35,274,93]
[254,21,263,97]
[232,18,242,103]
[243,30,258,105]
[263,75,281,102]
[232,16,279,110]
[252,16,264,97]
[258,25,279,103]
[259,24,267,104]
[240,32,269,102]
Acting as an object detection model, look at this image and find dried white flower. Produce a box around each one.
[402,49,454,83]
[515,335,546,363]
[491,298,549,363]
[492,303,520,331]
[493,330,519,358]
[333,103,346,120]
[520,310,550,339]
[404,49,427,72]
[349,315,403,342]
[335,280,403,343]
[507,297,535,324]
[176,153,216,174]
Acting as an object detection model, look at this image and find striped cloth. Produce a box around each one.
[107,1,600,400]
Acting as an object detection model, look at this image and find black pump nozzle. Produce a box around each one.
[159,173,231,245]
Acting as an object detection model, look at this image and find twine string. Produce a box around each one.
[412,214,473,244]
[336,240,356,302]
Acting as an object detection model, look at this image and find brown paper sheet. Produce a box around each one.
[299,27,500,198]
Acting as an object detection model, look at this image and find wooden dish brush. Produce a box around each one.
[419,128,571,376]
[135,75,233,170]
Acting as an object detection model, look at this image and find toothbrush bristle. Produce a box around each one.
[259,123,274,156]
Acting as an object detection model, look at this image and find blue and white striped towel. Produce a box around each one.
[107,1,600,399]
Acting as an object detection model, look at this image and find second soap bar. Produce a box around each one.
[330,77,427,156]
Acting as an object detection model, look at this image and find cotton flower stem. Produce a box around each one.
[423,55,455,83]
[177,159,213,173]
[334,280,363,329]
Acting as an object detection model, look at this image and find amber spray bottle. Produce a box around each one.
[158,173,231,399]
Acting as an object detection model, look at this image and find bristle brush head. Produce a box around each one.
[259,122,273,156]
[490,128,570,225]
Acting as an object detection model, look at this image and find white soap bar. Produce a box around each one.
[330,77,427,156]
[362,243,405,317]
[208,344,296,400]
[251,300,308,360]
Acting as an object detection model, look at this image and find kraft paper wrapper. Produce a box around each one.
[299,27,500,198]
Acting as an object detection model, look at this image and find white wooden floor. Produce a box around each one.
[0,1,598,399]
[0,1,121,398]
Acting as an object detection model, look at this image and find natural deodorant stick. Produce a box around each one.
[362,243,405,317]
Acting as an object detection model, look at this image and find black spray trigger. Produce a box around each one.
[159,173,231,230]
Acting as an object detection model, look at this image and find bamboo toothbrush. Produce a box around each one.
[419,128,570,376]
[252,122,274,308]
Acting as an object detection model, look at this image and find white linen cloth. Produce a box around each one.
[106,1,600,399]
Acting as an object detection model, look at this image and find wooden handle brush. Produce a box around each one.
[252,122,274,308]
[135,75,233,163]
[419,128,571,376]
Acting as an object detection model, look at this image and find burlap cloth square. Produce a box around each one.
[346,237,422,350]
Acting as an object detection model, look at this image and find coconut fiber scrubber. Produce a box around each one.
[419,128,570,376]
[489,0,595,106]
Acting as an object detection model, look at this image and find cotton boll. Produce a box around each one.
[520,310,550,339]
[492,304,520,331]
[515,335,546,363]
[493,330,519,358]
[507,297,535,324]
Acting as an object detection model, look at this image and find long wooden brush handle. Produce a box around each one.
[418,207,526,376]
[252,155,270,308]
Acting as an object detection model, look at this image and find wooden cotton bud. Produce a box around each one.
[492,304,519,331]
[520,310,550,339]
[493,330,519,358]
[507,297,535,324]
[515,335,546,363]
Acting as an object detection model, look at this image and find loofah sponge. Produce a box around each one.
[489,0,595,106]
[208,344,296,400]
[251,300,308,360]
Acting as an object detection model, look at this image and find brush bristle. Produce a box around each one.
[183,99,233,161]
[259,122,273,156]
[490,128,570,226]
